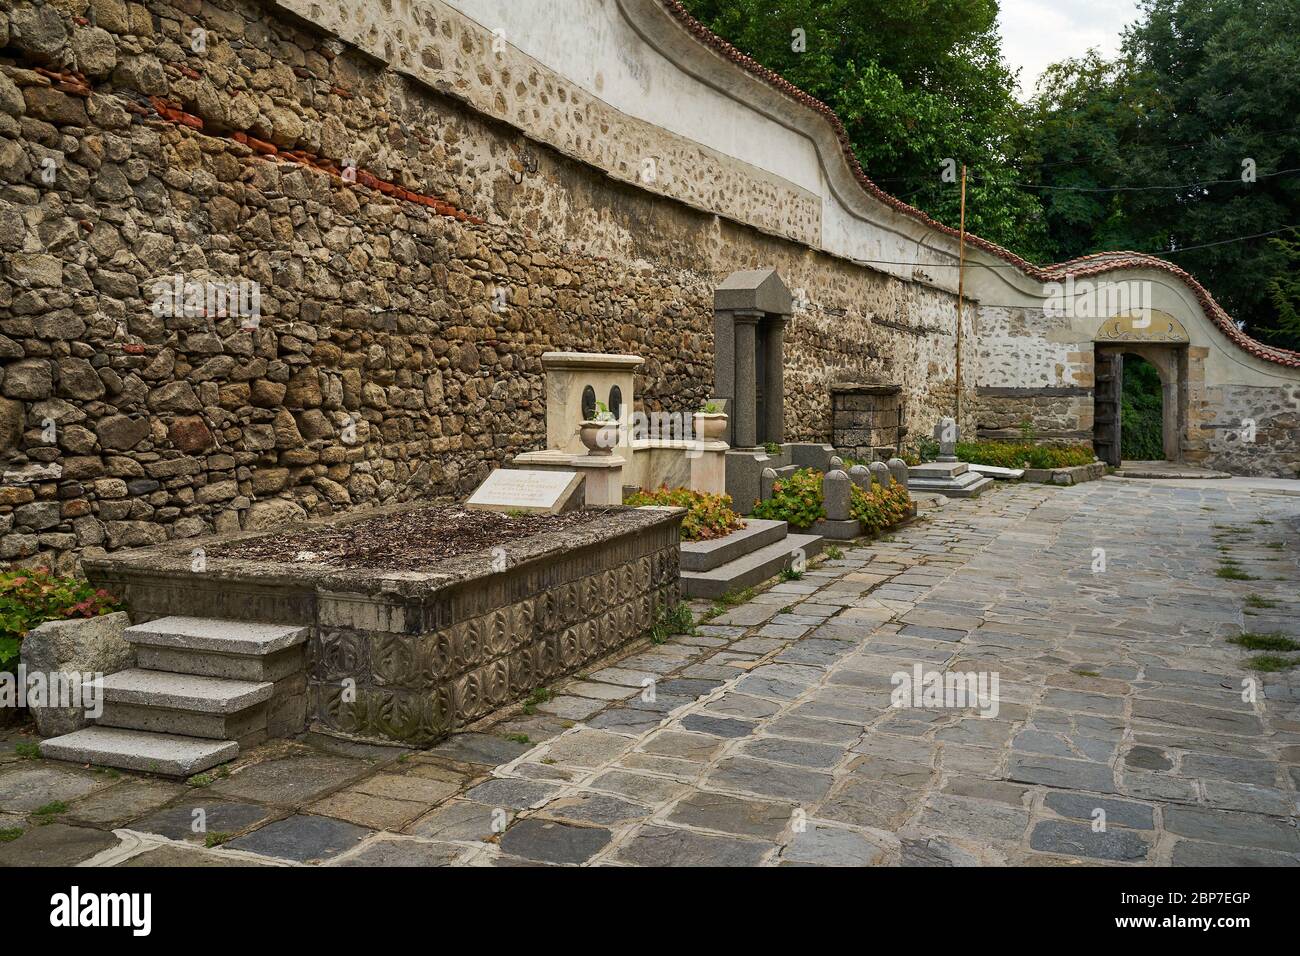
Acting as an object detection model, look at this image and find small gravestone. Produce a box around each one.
[908,418,992,498]
[848,463,870,490]
[869,461,891,487]
[887,458,910,487]
[815,469,861,539]
[466,468,584,514]
[829,455,844,471]
[934,417,959,462]
[760,466,778,502]
[823,470,851,520]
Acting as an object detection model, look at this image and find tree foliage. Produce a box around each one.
[679,0,1050,258]
[1015,0,1300,347]
[682,0,1300,346]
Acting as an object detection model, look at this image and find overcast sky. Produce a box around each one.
[998,0,1144,100]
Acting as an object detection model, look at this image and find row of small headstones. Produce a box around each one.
[760,456,910,522]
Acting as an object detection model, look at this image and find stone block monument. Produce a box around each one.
[907,418,993,498]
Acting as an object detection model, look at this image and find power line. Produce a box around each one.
[969,166,1300,192]
[845,223,1296,273]
[866,123,1300,184]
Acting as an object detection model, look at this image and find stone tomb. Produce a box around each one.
[81,501,684,749]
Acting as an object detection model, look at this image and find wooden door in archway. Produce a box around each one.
[1093,349,1123,466]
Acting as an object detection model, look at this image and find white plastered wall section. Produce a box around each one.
[277,0,1299,397]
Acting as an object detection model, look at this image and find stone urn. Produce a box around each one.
[693,412,728,442]
[578,418,619,455]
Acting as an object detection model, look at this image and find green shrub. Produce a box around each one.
[751,468,826,529]
[850,480,913,534]
[752,469,912,536]
[954,441,1095,470]
[0,569,122,672]
[625,486,743,541]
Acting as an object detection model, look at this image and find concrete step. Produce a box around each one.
[125,617,308,656]
[682,532,824,600]
[680,518,788,572]
[40,726,237,777]
[135,644,304,682]
[91,669,273,714]
[97,701,267,746]
[127,617,309,681]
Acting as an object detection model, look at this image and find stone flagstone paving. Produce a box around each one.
[1,478,1297,867]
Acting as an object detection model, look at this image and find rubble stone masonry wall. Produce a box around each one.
[0,0,964,573]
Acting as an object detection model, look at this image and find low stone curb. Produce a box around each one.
[1021,461,1107,486]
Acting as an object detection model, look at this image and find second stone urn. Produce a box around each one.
[693,412,728,442]
[579,418,619,455]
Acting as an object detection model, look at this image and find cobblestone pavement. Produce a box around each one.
[2,478,1298,867]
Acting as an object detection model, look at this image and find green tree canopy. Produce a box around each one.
[679,0,1051,259]
[1016,0,1300,347]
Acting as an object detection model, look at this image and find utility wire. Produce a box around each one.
[967,166,1300,192]
[845,224,1297,272]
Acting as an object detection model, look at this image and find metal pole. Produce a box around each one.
[955,164,967,424]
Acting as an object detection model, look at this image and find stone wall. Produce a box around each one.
[0,0,966,573]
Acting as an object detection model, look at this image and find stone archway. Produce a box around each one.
[1092,312,1188,465]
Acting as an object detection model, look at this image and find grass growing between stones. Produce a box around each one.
[1245,594,1280,608]
[701,587,755,621]
[1243,654,1298,672]
[204,832,234,848]
[779,566,804,582]
[1229,633,1300,652]
[187,767,229,787]
[0,827,23,843]
[14,742,39,759]
[32,801,67,824]
[1216,564,1258,580]
[521,687,554,716]
[652,602,697,644]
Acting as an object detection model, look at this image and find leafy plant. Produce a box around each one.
[751,468,826,529]
[850,479,913,535]
[591,401,615,422]
[763,442,782,456]
[625,486,743,542]
[824,544,843,560]
[521,686,554,715]
[700,401,722,414]
[651,602,696,644]
[0,569,122,672]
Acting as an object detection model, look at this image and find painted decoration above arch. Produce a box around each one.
[1094,311,1189,344]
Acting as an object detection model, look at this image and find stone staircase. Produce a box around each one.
[680,518,824,599]
[40,617,308,777]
